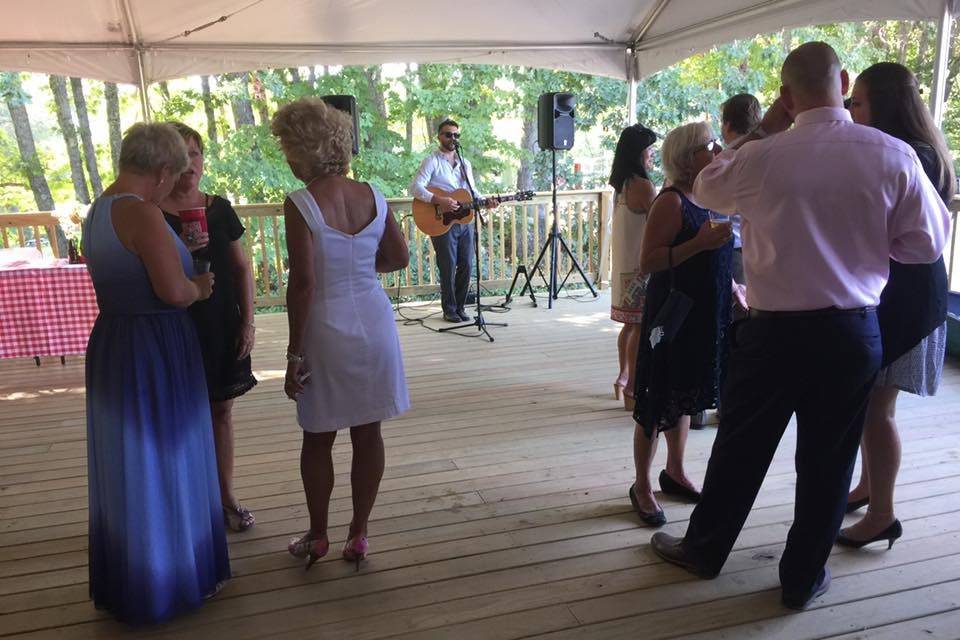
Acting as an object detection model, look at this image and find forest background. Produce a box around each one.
[1,21,958,220]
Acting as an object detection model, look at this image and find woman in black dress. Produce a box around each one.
[841,62,954,548]
[629,121,734,527]
[160,123,258,532]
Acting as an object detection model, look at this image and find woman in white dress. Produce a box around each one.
[609,124,658,411]
[273,98,411,569]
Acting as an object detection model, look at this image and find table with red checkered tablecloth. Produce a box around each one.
[0,264,99,361]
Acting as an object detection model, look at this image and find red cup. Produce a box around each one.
[179,207,207,237]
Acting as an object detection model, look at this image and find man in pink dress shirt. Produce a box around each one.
[649,42,951,610]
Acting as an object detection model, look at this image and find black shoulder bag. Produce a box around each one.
[647,246,694,349]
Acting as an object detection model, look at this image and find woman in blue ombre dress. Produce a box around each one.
[82,123,230,625]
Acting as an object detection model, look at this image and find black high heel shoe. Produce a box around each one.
[845,496,869,513]
[658,470,701,502]
[836,519,902,550]
[628,484,666,527]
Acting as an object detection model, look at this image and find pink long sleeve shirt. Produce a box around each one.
[694,106,951,311]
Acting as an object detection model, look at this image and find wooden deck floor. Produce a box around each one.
[2,292,960,639]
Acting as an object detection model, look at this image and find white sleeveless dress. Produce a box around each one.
[287,184,410,432]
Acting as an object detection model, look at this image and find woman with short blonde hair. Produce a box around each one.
[84,122,230,623]
[274,98,410,570]
[272,98,353,179]
[660,121,715,187]
[627,121,734,527]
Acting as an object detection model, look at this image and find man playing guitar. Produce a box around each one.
[410,119,497,323]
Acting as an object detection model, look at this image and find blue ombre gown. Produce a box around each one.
[82,194,231,625]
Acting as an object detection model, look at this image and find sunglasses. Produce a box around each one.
[441,132,461,139]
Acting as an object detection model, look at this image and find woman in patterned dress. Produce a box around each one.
[609,124,658,410]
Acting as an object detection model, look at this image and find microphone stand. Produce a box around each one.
[438,141,506,342]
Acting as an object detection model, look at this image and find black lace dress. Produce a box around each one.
[633,187,732,437]
[164,195,257,402]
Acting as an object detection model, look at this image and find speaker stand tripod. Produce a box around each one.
[508,149,597,309]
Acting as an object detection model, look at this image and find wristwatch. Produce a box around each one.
[286,351,303,363]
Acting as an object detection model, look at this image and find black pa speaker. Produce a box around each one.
[321,94,360,155]
[537,92,575,151]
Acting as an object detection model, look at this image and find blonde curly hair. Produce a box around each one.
[271,98,353,179]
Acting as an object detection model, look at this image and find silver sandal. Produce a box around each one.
[223,503,255,532]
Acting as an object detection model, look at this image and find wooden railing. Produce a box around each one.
[0,213,62,258]
[0,189,614,308]
[235,189,614,307]
[11,192,951,307]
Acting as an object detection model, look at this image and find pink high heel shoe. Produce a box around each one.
[288,533,329,570]
[342,536,369,572]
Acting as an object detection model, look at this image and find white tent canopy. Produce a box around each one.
[0,0,957,86]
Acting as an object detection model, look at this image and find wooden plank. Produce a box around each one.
[271,215,285,300]
[522,205,529,268]
[1,296,960,639]
[827,608,960,640]
[498,209,505,280]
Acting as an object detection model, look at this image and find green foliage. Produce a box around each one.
[2,20,959,214]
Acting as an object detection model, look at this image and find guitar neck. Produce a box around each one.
[463,194,520,211]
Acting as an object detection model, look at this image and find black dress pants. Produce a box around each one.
[683,309,881,597]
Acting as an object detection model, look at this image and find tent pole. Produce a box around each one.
[930,0,954,127]
[625,48,638,125]
[136,47,151,122]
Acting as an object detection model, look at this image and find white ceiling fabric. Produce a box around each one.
[0,0,954,84]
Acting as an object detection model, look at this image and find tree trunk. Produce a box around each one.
[942,30,960,101]
[104,82,122,177]
[49,75,90,203]
[363,67,389,151]
[897,21,911,64]
[251,73,271,126]
[70,77,103,197]
[288,67,302,83]
[308,66,317,86]
[365,67,388,121]
[782,29,793,55]
[158,81,171,104]
[404,64,414,154]
[200,75,219,146]
[227,73,256,128]
[516,100,538,191]
[2,73,55,210]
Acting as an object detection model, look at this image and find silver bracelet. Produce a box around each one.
[285,352,303,363]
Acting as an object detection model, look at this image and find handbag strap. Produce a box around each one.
[668,246,676,290]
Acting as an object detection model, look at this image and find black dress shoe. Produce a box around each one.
[442,314,462,323]
[650,532,718,579]
[659,470,701,502]
[836,519,902,550]
[628,484,666,527]
[845,496,869,513]
[457,311,472,322]
[782,566,831,610]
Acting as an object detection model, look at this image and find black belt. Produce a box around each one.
[747,306,875,319]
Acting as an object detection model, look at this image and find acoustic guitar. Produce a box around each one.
[412,187,534,237]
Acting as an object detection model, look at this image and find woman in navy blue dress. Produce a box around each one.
[841,62,954,548]
[629,122,734,527]
[83,123,230,624]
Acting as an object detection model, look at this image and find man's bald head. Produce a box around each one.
[780,42,846,111]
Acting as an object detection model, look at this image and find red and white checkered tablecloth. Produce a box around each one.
[0,265,99,359]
